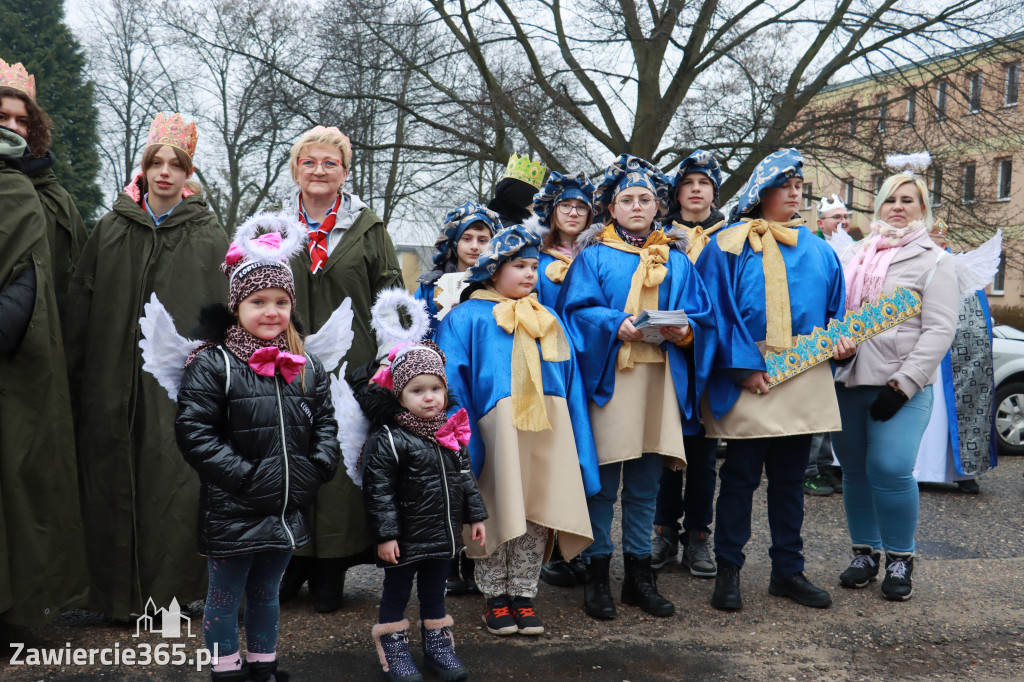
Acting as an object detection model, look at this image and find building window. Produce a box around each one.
[905,89,917,124]
[1006,62,1020,106]
[935,81,948,120]
[968,72,983,113]
[872,173,884,193]
[877,94,889,131]
[991,252,1005,295]
[932,166,943,206]
[962,162,976,203]
[803,182,813,210]
[844,178,855,206]
[997,158,1013,200]
[848,101,858,136]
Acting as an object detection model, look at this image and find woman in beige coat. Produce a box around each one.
[832,172,958,602]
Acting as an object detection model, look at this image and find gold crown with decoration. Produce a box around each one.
[0,58,36,101]
[147,113,198,159]
[504,153,547,189]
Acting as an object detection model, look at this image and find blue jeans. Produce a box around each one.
[653,430,717,535]
[714,435,812,576]
[583,453,664,558]
[832,384,933,554]
[203,551,292,657]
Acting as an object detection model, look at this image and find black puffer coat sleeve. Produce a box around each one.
[363,427,401,543]
[175,350,256,493]
[458,445,488,524]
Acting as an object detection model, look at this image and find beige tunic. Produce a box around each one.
[464,395,593,561]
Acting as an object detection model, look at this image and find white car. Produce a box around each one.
[993,324,1024,456]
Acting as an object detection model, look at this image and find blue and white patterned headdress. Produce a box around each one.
[733,148,804,219]
[593,154,673,219]
[466,221,546,283]
[431,202,504,270]
[671,149,723,206]
[532,171,596,227]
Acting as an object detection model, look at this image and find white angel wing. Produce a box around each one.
[330,362,371,487]
[952,230,1002,298]
[138,293,201,401]
[828,228,854,254]
[304,297,354,374]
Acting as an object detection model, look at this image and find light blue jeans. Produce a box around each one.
[583,453,664,559]
[832,384,933,554]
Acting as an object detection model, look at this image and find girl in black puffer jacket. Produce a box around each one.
[362,341,487,682]
[175,216,338,682]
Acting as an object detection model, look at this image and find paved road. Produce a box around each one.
[4,456,1023,681]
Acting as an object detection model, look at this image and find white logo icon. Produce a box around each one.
[134,597,195,638]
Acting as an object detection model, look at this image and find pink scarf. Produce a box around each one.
[844,219,926,311]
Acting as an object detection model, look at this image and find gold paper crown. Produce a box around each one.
[147,113,198,159]
[504,153,547,189]
[0,58,36,101]
[929,218,948,239]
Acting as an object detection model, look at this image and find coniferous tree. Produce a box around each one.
[1,0,102,221]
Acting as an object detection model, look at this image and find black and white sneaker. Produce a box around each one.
[839,545,881,588]
[881,552,914,601]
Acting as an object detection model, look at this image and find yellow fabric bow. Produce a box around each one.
[470,286,570,431]
[715,217,802,350]
[599,224,677,369]
[542,248,572,284]
[672,219,726,264]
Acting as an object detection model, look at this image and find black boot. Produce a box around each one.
[540,538,578,587]
[621,553,674,617]
[460,552,479,594]
[248,660,291,682]
[582,554,616,620]
[211,664,250,681]
[710,561,742,611]
[308,557,346,613]
[768,571,832,608]
[279,555,312,603]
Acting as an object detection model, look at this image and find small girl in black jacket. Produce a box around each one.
[362,341,487,682]
[175,216,339,682]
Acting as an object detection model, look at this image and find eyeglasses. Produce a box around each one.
[298,158,344,172]
[615,196,655,209]
[824,214,851,221]
[556,202,589,215]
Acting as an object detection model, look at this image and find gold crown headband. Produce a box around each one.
[504,153,547,189]
[0,58,35,101]
[147,113,198,159]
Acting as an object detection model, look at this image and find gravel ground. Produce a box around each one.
[3,455,1023,681]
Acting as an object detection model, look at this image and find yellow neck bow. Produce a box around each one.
[715,217,802,350]
[673,219,726,264]
[542,248,572,284]
[599,223,677,369]
[470,286,570,431]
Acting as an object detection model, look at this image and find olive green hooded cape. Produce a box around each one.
[0,133,88,626]
[65,189,229,620]
[30,166,89,321]
[286,193,403,558]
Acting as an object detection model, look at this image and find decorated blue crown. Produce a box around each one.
[733,148,804,219]
[532,171,596,227]
[671,149,723,205]
[593,154,672,219]
[466,220,546,283]
[431,202,504,270]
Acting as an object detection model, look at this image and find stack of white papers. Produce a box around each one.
[632,309,689,344]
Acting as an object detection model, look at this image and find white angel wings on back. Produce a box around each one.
[952,229,1002,298]
[303,297,354,374]
[138,293,201,401]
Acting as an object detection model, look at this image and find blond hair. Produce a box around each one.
[289,126,353,182]
[873,174,932,227]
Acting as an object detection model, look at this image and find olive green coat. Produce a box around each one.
[290,203,403,558]
[0,159,88,626]
[29,167,89,321]
[65,192,229,619]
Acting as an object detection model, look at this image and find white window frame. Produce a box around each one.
[844,178,855,207]
[1006,62,1020,107]
[962,163,976,204]
[997,158,1012,201]
[968,72,983,113]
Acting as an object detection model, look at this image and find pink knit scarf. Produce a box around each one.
[844,219,926,311]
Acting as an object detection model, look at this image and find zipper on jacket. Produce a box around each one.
[275,378,296,549]
[436,445,456,558]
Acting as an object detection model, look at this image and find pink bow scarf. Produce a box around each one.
[844,219,926,311]
[435,409,471,451]
[248,346,307,384]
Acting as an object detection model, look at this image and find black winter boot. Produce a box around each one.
[460,552,479,594]
[309,557,346,613]
[621,553,674,617]
[881,552,914,601]
[421,615,468,681]
[210,663,250,681]
[582,554,616,620]
[248,660,291,682]
[372,619,423,682]
[710,560,742,611]
[540,538,578,587]
[278,555,312,602]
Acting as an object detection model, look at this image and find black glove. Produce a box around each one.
[869,384,908,422]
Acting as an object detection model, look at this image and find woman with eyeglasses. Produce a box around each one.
[558,154,717,621]
[278,126,405,614]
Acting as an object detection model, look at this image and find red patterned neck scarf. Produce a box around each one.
[299,194,342,274]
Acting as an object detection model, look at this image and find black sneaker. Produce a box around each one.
[481,595,518,635]
[957,479,980,494]
[803,474,834,497]
[509,596,544,635]
[881,553,914,601]
[650,525,679,569]
[839,545,881,588]
[681,530,717,577]
[768,572,832,608]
